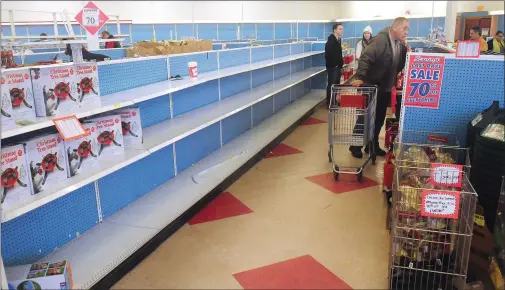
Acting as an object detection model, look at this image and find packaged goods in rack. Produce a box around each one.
[24,133,69,194]
[64,122,100,177]
[1,89,15,130]
[88,114,124,156]
[0,144,33,210]
[125,39,212,57]
[389,132,477,290]
[7,260,73,290]
[30,64,79,117]
[1,68,37,126]
[117,107,143,145]
[74,62,101,111]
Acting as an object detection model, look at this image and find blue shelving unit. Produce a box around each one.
[1,41,327,288]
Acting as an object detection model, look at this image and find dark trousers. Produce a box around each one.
[326,67,341,105]
[351,90,390,149]
[395,92,402,120]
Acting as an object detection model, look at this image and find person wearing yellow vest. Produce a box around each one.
[488,31,505,53]
[469,26,488,52]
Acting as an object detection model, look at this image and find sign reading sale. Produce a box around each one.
[404,54,446,109]
[75,1,109,35]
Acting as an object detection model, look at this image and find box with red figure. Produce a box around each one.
[30,64,79,117]
[383,151,395,191]
[64,122,100,177]
[1,68,37,126]
[385,118,399,151]
[116,108,143,146]
[24,133,69,194]
[74,63,101,111]
[88,114,124,157]
[0,144,34,211]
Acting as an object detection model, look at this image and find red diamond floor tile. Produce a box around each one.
[301,117,326,126]
[265,143,303,158]
[233,255,352,289]
[305,172,379,194]
[188,192,253,225]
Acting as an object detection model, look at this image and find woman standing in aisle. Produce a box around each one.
[355,26,372,61]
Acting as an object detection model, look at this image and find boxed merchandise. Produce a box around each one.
[64,122,100,177]
[30,64,79,117]
[24,133,68,194]
[7,260,73,290]
[1,144,33,210]
[74,63,101,111]
[117,107,143,145]
[125,39,213,58]
[1,68,37,126]
[1,90,15,131]
[89,114,124,156]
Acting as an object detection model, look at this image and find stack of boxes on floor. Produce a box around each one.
[0,62,143,210]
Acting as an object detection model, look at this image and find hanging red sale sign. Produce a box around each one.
[75,1,109,35]
[404,54,445,109]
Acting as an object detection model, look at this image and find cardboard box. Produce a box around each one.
[64,122,100,177]
[126,39,213,58]
[88,114,124,157]
[1,144,33,211]
[1,90,15,131]
[1,68,37,126]
[7,260,73,290]
[74,63,101,111]
[30,64,79,117]
[117,108,143,145]
[24,133,68,194]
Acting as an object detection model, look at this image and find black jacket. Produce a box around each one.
[325,34,343,69]
[356,27,407,91]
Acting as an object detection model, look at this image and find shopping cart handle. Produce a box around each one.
[332,84,378,89]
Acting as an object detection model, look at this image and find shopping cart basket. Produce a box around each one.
[328,84,378,181]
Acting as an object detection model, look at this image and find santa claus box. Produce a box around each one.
[117,108,143,146]
[88,114,124,157]
[74,63,101,111]
[1,89,15,131]
[1,144,34,211]
[64,122,100,178]
[30,64,79,117]
[24,133,69,194]
[1,68,37,126]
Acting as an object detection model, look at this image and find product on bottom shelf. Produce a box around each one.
[88,114,124,156]
[7,260,73,290]
[30,64,79,117]
[0,144,33,209]
[74,63,101,110]
[64,122,100,177]
[1,91,15,130]
[1,68,37,126]
[117,107,143,145]
[24,133,68,194]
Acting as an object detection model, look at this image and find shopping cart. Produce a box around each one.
[328,84,378,181]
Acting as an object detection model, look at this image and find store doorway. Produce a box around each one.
[463,17,492,40]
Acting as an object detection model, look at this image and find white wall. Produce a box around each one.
[1,1,338,24]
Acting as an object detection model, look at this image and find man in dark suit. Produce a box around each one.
[324,23,344,106]
[349,17,409,158]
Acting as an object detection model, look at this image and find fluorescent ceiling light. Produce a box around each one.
[489,10,504,15]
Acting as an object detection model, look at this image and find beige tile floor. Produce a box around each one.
[113,107,393,289]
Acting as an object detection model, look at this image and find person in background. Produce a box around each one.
[469,26,488,52]
[37,33,48,42]
[488,30,505,53]
[101,30,121,49]
[325,23,344,106]
[64,42,110,62]
[349,17,409,159]
[356,26,372,61]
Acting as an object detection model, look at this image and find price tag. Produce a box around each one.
[474,214,485,227]
[430,163,463,187]
[428,134,449,144]
[52,115,88,141]
[83,8,99,27]
[421,190,460,219]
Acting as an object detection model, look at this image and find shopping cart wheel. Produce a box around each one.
[357,168,363,182]
[333,166,339,181]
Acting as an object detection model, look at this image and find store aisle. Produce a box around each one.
[113,107,391,289]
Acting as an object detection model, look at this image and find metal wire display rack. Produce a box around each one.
[388,134,477,290]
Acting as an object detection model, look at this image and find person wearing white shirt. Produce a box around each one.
[356,26,373,61]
